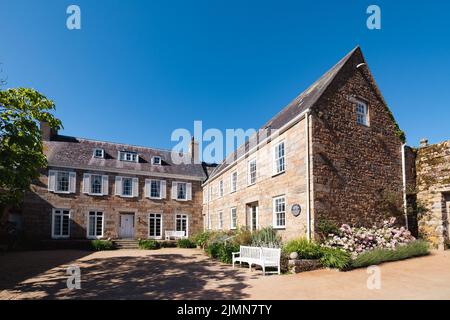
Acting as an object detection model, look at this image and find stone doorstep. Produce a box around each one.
[288,259,322,274]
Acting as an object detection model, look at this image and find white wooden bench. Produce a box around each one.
[232,246,281,275]
[165,230,186,240]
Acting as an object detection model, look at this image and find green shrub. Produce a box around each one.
[351,240,430,269]
[159,241,177,248]
[232,228,253,246]
[217,242,240,264]
[251,226,282,248]
[206,242,221,258]
[138,240,160,250]
[283,238,322,259]
[90,240,115,251]
[192,231,211,248]
[177,238,196,248]
[320,247,351,270]
[316,218,340,241]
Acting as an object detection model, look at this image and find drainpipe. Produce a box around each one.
[401,143,409,229]
[305,111,311,241]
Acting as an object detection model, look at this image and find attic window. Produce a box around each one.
[152,156,162,165]
[119,151,138,163]
[93,148,104,159]
[356,100,369,126]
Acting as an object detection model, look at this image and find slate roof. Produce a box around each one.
[206,46,362,182]
[44,135,207,180]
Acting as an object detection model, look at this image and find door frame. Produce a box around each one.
[246,203,259,231]
[148,213,163,240]
[119,213,135,239]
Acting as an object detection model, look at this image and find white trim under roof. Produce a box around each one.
[47,164,204,181]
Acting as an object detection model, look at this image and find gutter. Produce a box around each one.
[305,111,311,241]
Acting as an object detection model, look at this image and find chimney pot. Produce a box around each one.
[189,137,200,164]
[420,138,429,148]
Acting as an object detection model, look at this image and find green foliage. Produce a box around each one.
[90,240,115,251]
[283,238,322,259]
[232,228,253,246]
[177,238,196,248]
[159,241,177,248]
[192,231,211,248]
[206,242,221,258]
[0,88,62,209]
[351,240,430,269]
[217,242,240,264]
[138,239,160,250]
[251,226,282,248]
[316,218,340,241]
[320,247,352,270]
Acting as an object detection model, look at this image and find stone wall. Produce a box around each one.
[311,50,405,233]
[21,169,204,240]
[416,140,450,249]
[202,118,309,241]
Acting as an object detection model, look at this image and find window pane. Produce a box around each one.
[91,175,102,194]
[122,178,132,196]
[57,172,70,192]
[177,183,186,199]
[54,214,62,236]
[150,180,161,198]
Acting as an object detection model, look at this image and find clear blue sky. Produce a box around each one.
[1,0,449,159]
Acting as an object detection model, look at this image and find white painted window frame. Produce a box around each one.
[148,213,163,240]
[51,208,71,239]
[119,151,138,163]
[152,156,162,165]
[356,100,369,126]
[273,141,286,175]
[218,211,223,230]
[54,171,71,194]
[93,148,104,159]
[149,179,162,199]
[230,171,237,193]
[87,210,104,239]
[230,207,237,230]
[219,180,224,197]
[247,158,257,186]
[273,195,286,229]
[175,214,189,237]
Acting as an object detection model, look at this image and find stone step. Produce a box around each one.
[113,239,139,249]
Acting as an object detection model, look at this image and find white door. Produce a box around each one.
[120,214,134,239]
[149,213,162,239]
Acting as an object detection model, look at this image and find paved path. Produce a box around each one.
[1,248,449,300]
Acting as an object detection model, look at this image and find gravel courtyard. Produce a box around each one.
[1,248,450,300]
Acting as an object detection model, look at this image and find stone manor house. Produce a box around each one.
[9,47,450,248]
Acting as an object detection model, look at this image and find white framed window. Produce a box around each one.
[248,159,257,185]
[218,211,223,230]
[87,211,104,239]
[273,196,286,229]
[52,209,70,239]
[152,156,162,165]
[148,213,163,239]
[83,174,109,196]
[231,171,237,193]
[230,207,237,230]
[48,170,76,194]
[93,148,104,159]
[119,151,138,163]
[274,141,285,174]
[90,175,103,195]
[356,100,369,126]
[175,214,188,237]
[219,180,224,197]
[115,176,139,198]
[172,182,192,201]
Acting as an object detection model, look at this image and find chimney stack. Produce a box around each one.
[189,137,200,164]
[419,138,429,148]
[40,121,58,141]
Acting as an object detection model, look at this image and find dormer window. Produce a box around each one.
[119,151,138,163]
[93,148,104,159]
[356,100,369,126]
[152,156,162,165]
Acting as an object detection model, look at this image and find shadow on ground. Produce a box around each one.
[3,251,255,300]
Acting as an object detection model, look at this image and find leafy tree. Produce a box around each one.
[0,88,62,216]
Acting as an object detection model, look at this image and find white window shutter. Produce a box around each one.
[115,176,122,195]
[171,182,178,199]
[83,173,91,194]
[161,180,166,199]
[48,170,56,192]
[102,175,109,195]
[132,177,139,197]
[145,179,151,198]
[69,172,77,193]
[187,183,192,201]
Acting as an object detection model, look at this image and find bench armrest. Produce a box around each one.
[232,252,240,257]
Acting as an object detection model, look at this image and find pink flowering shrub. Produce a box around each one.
[322,218,415,259]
